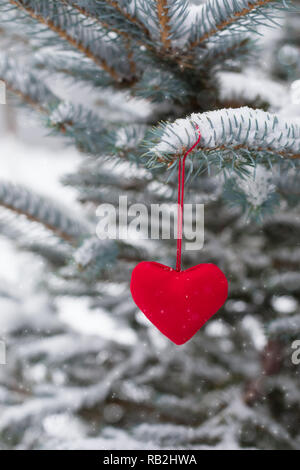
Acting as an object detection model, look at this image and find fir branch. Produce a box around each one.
[0,56,74,134]
[73,237,119,281]
[62,0,137,76]
[133,67,193,104]
[199,35,253,69]
[0,56,59,113]
[188,0,283,49]
[33,51,115,89]
[0,182,88,244]
[48,101,107,155]
[7,0,123,82]
[147,107,300,165]
[4,81,46,114]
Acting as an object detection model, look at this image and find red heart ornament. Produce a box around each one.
[130,262,228,345]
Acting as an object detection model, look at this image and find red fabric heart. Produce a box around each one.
[130,262,228,345]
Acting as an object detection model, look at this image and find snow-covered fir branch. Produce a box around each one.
[148,107,300,163]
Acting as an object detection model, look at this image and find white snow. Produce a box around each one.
[271,295,298,314]
[236,165,276,207]
[0,133,81,207]
[115,124,146,149]
[218,71,288,111]
[57,297,137,345]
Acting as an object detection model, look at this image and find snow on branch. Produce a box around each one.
[218,71,289,111]
[186,0,286,49]
[148,107,300,163]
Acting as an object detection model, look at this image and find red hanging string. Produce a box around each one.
[176,125,202,272]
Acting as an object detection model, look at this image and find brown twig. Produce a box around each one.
[244,339,284,406]
[156,0,172,49]
[157,143,300,163]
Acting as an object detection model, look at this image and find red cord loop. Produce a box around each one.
[176,125,202,272]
